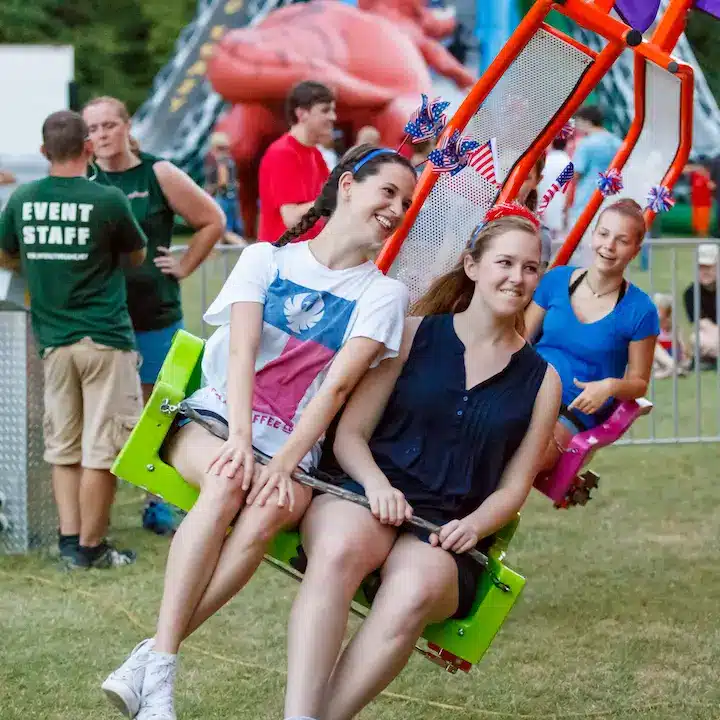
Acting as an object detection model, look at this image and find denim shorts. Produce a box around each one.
[217,195,242,234]
[135,319,184,385]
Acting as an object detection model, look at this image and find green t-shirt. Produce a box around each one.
[90,153,181,332]
[0,176,147,354]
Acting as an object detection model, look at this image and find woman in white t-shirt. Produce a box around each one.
[537,138,572,246]
[102,144,417,720]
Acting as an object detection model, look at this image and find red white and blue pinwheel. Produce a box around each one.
[427,130,480,176]
[646,185,675,213]
[597,168,624,197]
[403,94,450,145]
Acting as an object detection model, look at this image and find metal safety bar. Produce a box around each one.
[177,400,497,574]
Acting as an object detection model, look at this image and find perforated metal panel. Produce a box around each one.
[390,28,594,303]
[573,61,681,264]
[0,307,55,554]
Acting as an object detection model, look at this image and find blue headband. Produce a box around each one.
[468,221,486,250]
[352,148,398,173]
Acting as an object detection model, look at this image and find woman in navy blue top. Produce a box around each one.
[524,199,659,470]
[283,208,561,720]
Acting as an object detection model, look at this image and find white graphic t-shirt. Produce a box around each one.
[188,241,409,470]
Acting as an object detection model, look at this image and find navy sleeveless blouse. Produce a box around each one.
[368,314,548,524]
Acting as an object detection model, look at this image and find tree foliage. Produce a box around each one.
[0,0,196,113]
[0,0,718,116]
[686,13,720,104]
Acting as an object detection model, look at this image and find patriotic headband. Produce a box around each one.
[352,148,399,173]
[486,202,541,229]
[469,202,541,248]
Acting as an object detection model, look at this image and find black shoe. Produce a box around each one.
[83,541,137,569]
[58,533,89,570]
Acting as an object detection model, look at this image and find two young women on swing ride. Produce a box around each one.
[102,142,658,720]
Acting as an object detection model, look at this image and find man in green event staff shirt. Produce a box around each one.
[0,110,148,569]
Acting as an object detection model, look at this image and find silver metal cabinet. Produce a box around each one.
[0,300,55,554]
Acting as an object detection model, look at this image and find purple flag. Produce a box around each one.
[613,0,661,33]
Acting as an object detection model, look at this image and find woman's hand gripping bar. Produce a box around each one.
[178,401,490,569]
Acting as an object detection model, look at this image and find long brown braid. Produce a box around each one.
[275,143,416,246]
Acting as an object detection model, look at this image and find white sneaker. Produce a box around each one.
[101,638,155,718]
[135,652,177,720]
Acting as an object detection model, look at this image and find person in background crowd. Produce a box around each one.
[537,137,572,250]
[318,131,340,171]
[518,153,552,270]
[447,20,470,65]
[567,106,622,264]
[356,126,381,147]
[0,167,15,185]
[83,96,225,535]
[652,293,689,379]
[708,154,720,238]
[684,160,715,238]
[204,131,246,246]
[0,111,147,568]
[683,242,719,370]
[0,162,16,211]
[258,81,336,243]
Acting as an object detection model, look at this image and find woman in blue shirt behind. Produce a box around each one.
[524,198,659,469]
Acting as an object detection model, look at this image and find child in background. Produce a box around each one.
[687,163,714,238]
[204,132,245,246]
[519,153,552,270]
[537,137,572,251]
[653,293,689,379]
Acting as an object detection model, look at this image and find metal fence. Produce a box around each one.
[173,238,720,445]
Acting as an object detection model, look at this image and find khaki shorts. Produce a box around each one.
[43,337,143,469]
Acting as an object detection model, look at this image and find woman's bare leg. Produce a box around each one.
[324,534,460,720]
[284,496,397,719]
[538,419,574,472]
[102,423,254,719]
[182,483,313,638]
[153,423,248,653]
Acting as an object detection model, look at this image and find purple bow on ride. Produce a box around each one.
[597,168,624,197]
[646,185,675,213]
[427,130,480,176]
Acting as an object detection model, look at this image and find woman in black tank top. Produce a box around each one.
[284,208,561,720]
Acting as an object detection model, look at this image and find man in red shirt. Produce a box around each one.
[258,81,336,243]
[690,165,714,237]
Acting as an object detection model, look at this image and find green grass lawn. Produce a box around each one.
[2,444,718,720]
[2,240,719,719]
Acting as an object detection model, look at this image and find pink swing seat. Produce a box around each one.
[533,398,653,508]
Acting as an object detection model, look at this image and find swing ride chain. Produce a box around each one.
[164,400,509,590]
[160,399,179,415]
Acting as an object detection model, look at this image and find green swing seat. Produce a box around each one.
[112,329,526,673]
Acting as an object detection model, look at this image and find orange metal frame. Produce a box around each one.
[376,0,636,274]
[376,0,556,273]
[375,0,697,276]
[551,0,696,267]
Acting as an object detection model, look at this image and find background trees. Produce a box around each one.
[0,1,717,114]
